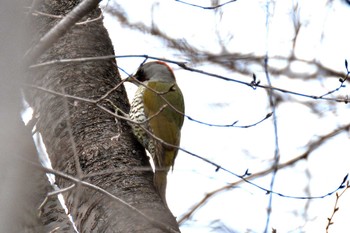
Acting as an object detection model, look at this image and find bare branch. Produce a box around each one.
[30,10,103,25]
[29,55,117,69]
[28,54,350,103]
[175,0,237,10]
[29,163,180,233]
[178,123,350,224]
[263,55,280,233]
[24,0,101,64]
[26,79,350,207]
[38,184,75,217]
[326,181,350,232]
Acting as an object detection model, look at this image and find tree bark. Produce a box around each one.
[27,0,180,232]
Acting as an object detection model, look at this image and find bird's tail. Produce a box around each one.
[154,169,169,208]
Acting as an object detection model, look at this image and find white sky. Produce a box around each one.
[102,0,350,232]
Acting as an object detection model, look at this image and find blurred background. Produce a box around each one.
[102,0,350,232]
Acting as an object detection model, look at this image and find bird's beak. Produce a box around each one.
[125,75,138,85]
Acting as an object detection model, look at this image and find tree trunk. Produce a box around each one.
[26,0,180,232]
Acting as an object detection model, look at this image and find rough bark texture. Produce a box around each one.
[27,0,180,232]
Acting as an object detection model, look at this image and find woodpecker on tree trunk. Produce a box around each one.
[129,61,185,207]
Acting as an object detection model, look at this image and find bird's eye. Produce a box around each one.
[135,69,146,82]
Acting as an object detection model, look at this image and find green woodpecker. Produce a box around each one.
[129,61,185,207]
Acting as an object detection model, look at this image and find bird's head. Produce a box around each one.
[128,61,176,85]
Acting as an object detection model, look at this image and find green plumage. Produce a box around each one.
[143,81,184,167]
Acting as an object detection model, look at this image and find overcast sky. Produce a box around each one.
[102,0,350,232]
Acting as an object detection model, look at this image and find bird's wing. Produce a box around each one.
[143,81,185,167]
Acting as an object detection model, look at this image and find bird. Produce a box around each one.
[128,61,185,207]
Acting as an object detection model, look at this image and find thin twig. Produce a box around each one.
[27,84,350,202]
[24,0,101,64]
[175,0,237,10]
[30,163,180,233]
[29,55,117,69]
[31,10,103,25]
[29,54,350,104]
[128,67,272,128]
[61,88,84,215]
[178,123,350,224]
[326,181,350,232]
[38,184,76,217]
